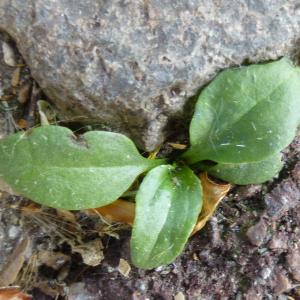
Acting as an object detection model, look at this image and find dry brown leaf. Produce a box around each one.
[118,258,131,277]
[192,173,231,235]
[89,173,230,236]
[0,238,30,286]
[89,199,135,225]
[21,203,41,215]
[15,253,38,294]
[0,287,32,300]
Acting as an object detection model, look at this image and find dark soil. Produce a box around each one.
[0,33,300,300]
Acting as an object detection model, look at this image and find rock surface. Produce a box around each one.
[0,1,300,149]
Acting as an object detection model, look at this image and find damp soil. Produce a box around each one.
[0,32,300,300]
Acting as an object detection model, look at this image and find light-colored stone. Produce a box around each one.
[174,291,185,300]
[118,258,131,277]
[2,41,16,67]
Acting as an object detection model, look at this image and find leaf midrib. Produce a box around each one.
[139,169,177,264]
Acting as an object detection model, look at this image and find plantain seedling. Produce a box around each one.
[0,58,299,269]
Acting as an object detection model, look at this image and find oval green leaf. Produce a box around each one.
[0,126,164,209]
[131,165,202,269]
[207,152,283,185]
[183,58,300,164]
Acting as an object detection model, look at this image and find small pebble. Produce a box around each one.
[8,225,20,239]
[261,267,272,280]
[174,292,185,300]
[2,41,17,67]
[246,218,268,246]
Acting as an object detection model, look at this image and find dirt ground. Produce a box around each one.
[0,32,300,300]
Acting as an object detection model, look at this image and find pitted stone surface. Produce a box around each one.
[0,1,299,149]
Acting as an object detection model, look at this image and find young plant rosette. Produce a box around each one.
[0,58,300,269]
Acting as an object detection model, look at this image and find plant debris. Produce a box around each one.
[0,237,31,286]
[118,258,131,277]
[72,239,104,267]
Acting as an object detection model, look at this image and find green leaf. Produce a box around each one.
[207,152,283,185]
[0,126,164,210]
[131,165,202,269]
[183,58,300,165]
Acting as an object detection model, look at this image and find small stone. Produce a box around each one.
[246,218,268,246]
[2,41,16,67]
[160,266,172,275]
[174,292,185,300]
[138,282,147,292]
[268,232,288,250]
[261,267,272,280]
[271,272,291,295]
[193,253,199,260]
[265,180,300,218]
[8,226,20,239]
[286,249,300,281]
[155,266,164,272]
[106,266,115,273]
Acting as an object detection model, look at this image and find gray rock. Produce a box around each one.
[246,218,268,246]
[265,180,300,218]
[0,1,300,150]
[286,247,300,281]
[268,231,288,250]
